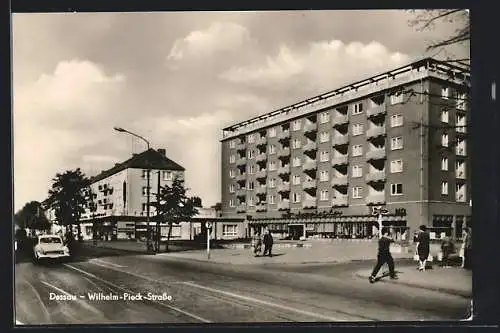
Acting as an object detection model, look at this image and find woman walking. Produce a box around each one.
[416,225,430,271]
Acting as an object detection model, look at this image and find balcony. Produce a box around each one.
[366,193,386,205]
[366,171,386,183]
[456,147,467,157]
[366,148,386,161]
[255,186,267,195]
[256,204,267,212]
[303,141,317,152]
[278,147,290,157]
[331,155,348,166]
[332,114,349,126]
[332,136,349,146]
[236,188,246,196]
[366,126,386,139]
[456,169,466,179]
[236,205,246,213]
[367,104,386,118]
[456,193,466,202]
[277,182,290,192]
[302,199,317,209]
[255,169,267,179]
[278,201,290,210]
[236,143,246,151]
[304,122,318,133]
[256,136,267,146]
[331,176,348,186]
[236,173,246,181]
[278,131,290,140]
[256,154,267,162]
[303,160,317,171]
[332,196,348,207]
[278,165,291,175]
[456,126,467,135]
[236,157,247,165]
[302,179,317,190]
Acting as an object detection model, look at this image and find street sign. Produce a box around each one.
[206,222,212,229]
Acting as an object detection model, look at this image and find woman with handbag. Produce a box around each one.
[415,225,430,271]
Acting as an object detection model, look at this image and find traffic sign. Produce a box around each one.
[206,222,212,229]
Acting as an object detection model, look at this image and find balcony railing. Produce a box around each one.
[456,148,467,156]
[255,169,267,179]
[366,148,386,160]
[236,157,247,165]
[302,179,317,190]
[331,155,348,166]
[365,171,386,183]
[236,143,246,151]
[278,165,291,175]
[366,126,386,138]
[456,193,466,202]
[331,176,348,186]
[236,173,246,181]
[367,104,386,118]
[456,126,467,134]
[256,154,267,162]
[256,136,267,146]
[456,170,466,179]
[332,136,349,146]
[332,114,349,125]
[236,205,246,213]
[255,186,267,195]
[303,160,317,171]
[303,141,317,152]
[277,182,290,192]
[302,200,317,209]
[366,194,386,205]
[256,204,267,212]
[236,188,246,196]
[332,196,348,206]
[304,122,318,133]
[278,147,290,156]
[278,131,290,139]
[278,201,290,210]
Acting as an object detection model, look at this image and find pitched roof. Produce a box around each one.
[90,149,185,183]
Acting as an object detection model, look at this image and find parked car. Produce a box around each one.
[33,235,70,263]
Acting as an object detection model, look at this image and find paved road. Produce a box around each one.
[15,246,471,324]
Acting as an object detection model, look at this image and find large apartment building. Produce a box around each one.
[220,58,471,241]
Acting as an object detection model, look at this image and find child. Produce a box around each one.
[440,236,455,268]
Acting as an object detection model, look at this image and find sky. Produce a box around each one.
[12,10,469,212]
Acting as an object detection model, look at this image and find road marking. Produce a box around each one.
[182,281,342,322]
[63,264,210,323]
[40,280,102,316]
[90,258,127,268]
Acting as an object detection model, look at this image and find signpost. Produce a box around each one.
[206,222,212,259]
[372,206,389,238]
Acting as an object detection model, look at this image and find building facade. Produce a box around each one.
[220,58,471,241]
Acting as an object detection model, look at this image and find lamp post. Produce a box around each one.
[114,127,152,253]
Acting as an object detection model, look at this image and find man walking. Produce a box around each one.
[369,226,398,283]
[263,229,274,257]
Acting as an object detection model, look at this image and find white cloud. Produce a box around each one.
[167,21,252,61]
[13,60,126,210]
[220,40,411,91]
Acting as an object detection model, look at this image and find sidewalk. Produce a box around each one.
[355,266,472,298]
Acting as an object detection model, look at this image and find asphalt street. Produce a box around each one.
[15,245,471,324]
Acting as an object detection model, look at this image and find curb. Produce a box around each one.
[354,272,471,298]
[86,244,156,255]
[221,243,313,249]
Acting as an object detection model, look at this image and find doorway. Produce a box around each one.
[288,224,304,240]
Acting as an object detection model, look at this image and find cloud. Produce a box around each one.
[167,21,253,61]
[220,40,411,92]
[13,59,126,209]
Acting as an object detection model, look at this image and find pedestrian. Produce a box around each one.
[263,229,274,257]
[463,227,472,270]
[416,225,430,271]
[440,236,454,268]
[252,231,262,257]
[369,226,398,283]
[459,229,466,268]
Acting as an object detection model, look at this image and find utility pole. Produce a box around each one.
[156,170,161,252]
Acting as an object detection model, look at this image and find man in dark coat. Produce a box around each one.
[416,225,430,271]
[369,226,398,283]
[263,229,274,257]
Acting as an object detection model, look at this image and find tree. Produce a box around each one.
[14,201,50,233]
[45,168,90,241]
[151,176,201,252]
[408,9,470,67]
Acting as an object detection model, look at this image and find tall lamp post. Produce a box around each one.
[113,127,152,253]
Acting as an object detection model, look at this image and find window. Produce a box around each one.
[292,120,302,131]
[229,184,235,193]
[320,190,329,201]
[268,195,276,204]
[292,138,302,149]
[390,93,404,105]
[441,110,449,123]
[352,165,363,178]
[441,157,449,171]
[249,165,255,174]
[269,161,277,171]
[230,140,236,149]
[229,169,235,178]
[456,139,467,155]
[268,127,277,137]
[456,161,466,178]
[269,144,277,154]
[352,186,363,199]
[351,144,363,157]
[223,224,238,237]
[269,178,276,188]
[456,184,466,202]
[391,136,403,150]
[390,114,403,127]
[247,181,254,190]
[229,199,235,208]
[142,203,148,212]
[320,170,329,182]
[441,87,450,99]
[319,131,330,143]
[391,183,403,196]
[441,133,449,147]
[163,171,173,181]
[292,156,302,167]
[457,93,467,110]
[142,186,150,196]
[293,175,301,185]
[390,159,403,173]
[247,134,255,143]
[320,151,329,162]
[142,170,150,179]
[229,155,236,163]
[352,102,363,115]
[320,112,330,123]
[441,181,449,195]
[352,124,364,136]
[292,192,301,203]
[248,197,254,206]
[247,149,255,159]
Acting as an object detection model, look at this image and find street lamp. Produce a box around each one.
[114,126,152,253]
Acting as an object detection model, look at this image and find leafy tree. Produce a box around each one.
[14,201,50,233]
[151,176,201,252]
[45,168,90,240]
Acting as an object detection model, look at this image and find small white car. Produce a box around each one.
[33,235,70,263]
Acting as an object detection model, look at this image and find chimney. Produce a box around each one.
[157,149,166,156]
